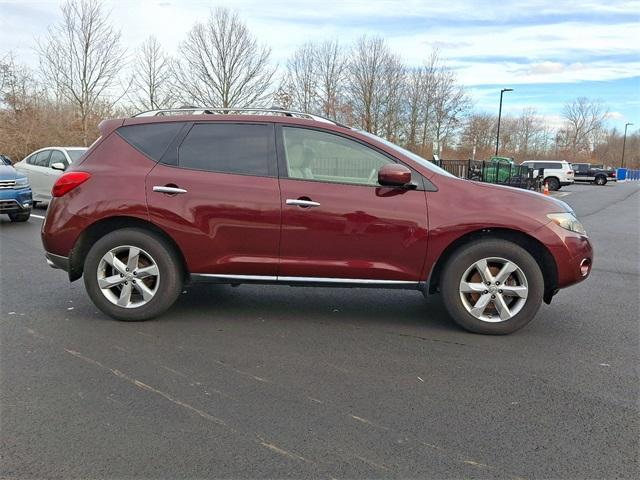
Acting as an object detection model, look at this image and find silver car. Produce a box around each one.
[14,147,87,206]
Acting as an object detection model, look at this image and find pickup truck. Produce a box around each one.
[572,163,616,186]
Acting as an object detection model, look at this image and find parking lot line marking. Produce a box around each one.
[258,440,311,464]
[31,214,45,219]
[63,348,228,427]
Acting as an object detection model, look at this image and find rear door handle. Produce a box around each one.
[153,185,187,195]
[286,198,321,208]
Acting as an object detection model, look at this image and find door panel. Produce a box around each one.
[278,179,428,280]
[145,122,281,276]
[146,165,281,275]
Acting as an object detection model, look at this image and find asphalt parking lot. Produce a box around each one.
[1,182,638,479]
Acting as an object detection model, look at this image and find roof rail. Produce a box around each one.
[132,107,348,127]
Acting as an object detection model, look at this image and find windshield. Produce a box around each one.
[66,149,88,162]
[357,130,456,178]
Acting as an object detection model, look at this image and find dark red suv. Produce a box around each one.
[42,108,593,334]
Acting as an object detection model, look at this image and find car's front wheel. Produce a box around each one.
[8,210,31,222]
[441,239,544,334]
[83,228,183,321]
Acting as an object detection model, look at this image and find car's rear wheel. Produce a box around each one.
[8,210,31,222]
[441,239,544,334]
[545,177,560,191]
[595,175,607,186]
[83,228,182,321]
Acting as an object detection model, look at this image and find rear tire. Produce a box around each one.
[8,210,31,222]
[440,239,544,334]
[83,228,183,321]
[545,177,560,191]
[595,175,607,186]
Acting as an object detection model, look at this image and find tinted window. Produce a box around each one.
[29,150,51,167]
[178,123,273,176]
[118,122,184,161]
[49,150,68,168]
[282,127,393,185]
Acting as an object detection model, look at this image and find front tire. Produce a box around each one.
[441,239,544,334]
[8,210,31,222]
[83,228,183,321]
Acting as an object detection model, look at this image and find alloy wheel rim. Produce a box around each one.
[459,257,528,323]
[97,245,160,308]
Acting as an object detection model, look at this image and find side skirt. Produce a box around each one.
[189,274,423,290]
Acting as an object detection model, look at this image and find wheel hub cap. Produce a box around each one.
[459,257,528,323]
[97,245,160,309]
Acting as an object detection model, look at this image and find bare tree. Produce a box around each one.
[561,97,608,158]
[460,113,496,159]
[174,7,275,108]
[347,36,402,135]
[314,40,347,119]
[431,68,470,155]
[128,36,174,112]
[405,50,440,152]
[37,0,126,145]
[282,43,318,113]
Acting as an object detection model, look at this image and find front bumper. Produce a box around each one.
[45,251,70,271]
[0,187,33,213]
[540,221,594,289]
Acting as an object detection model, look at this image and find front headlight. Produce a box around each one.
[547,212,587,236]
[14,176,30,188]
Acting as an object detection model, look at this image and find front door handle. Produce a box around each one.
[153,185,187,195]
[286,198,321,208]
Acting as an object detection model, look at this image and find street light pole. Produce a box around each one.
[621,122,633,168]
[495,88,513,156]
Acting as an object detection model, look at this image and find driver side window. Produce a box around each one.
[282,127,393,186]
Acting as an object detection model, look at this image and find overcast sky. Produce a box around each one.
[1,0,638,128]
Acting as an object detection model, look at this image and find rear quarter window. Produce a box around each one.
[177,123,274,177]
[118,122,184,161]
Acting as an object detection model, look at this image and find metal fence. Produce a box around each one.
[433,159,538,190]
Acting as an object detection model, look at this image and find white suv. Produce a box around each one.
[520,160,574,191]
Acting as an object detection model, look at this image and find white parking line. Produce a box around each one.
[31,214,45,220]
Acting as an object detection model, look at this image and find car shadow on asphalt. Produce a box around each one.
[168,283,458,333]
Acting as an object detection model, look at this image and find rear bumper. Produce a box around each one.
[45,251,70,272]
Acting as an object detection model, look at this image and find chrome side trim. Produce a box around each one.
[277,276,416,285]
[191,274,418,286]
[193,274,278,281]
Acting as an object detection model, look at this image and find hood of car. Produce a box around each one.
[0,164,24,181]
[469,180,574,214]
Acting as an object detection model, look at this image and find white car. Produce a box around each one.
[14,147,87,205]
[520,160,574,191]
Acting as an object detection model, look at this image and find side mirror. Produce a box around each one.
[378,164,412,187]
[51,162,66,171]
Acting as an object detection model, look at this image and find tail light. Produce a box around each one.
[52,172,91,197]
[567,170,574,175]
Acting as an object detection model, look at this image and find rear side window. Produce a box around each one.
[118,122,184,161]
[29,150,51,167]
[178,123,273,176]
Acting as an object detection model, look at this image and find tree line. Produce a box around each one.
[1,0,637,168]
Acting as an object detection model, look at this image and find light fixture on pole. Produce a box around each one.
[495,88,513,156]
